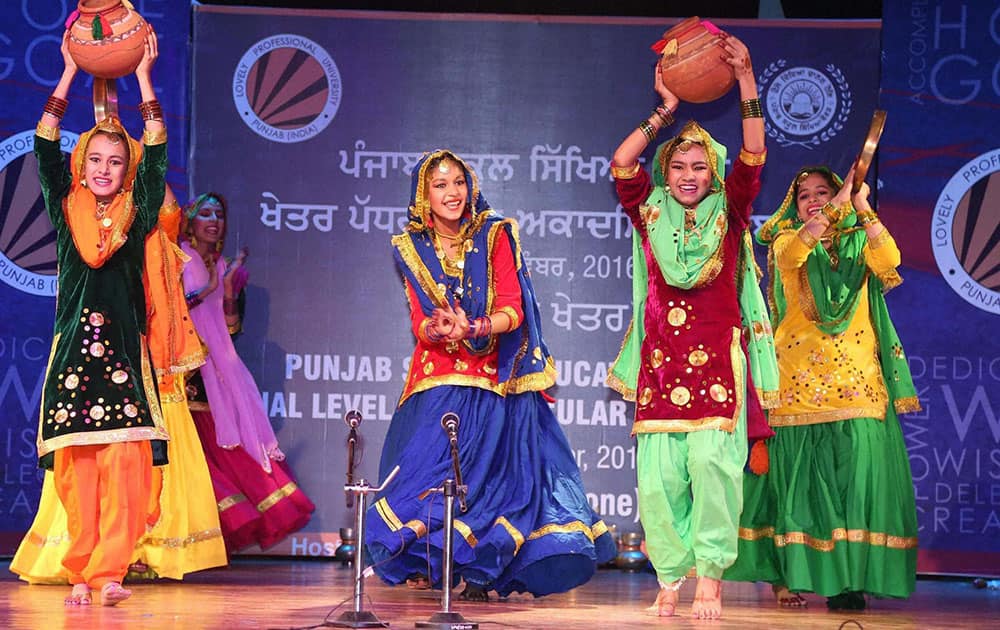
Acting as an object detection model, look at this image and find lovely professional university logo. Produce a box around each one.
[932,148,1000,315]
[0,129,80,297]
[232,34,342,143]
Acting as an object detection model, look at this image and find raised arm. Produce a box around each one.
[34,31,78,222]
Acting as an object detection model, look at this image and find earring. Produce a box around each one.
[189,234,198,248]
[215,241,223,254]
[81,179,88,188]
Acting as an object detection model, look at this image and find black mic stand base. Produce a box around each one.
[325,610,389,628]
[414,611,478,630]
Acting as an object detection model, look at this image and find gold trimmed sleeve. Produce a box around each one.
[143,127,167,146]
[36,121,60,142]
[610,162,641,180]
[738,147,767,166]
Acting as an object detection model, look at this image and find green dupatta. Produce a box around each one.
[608,122,778,409]
[757,167,920,415]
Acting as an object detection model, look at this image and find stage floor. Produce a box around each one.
[2,558,998,629]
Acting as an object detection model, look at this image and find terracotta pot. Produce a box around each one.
[67,0,147,79]
[657,17,735,104]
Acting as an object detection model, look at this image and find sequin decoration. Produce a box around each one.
[423,362,435,376]
[650,348,665,369]
[454,359,468,372]
[88,312,105,326]
[89,342,106,358]
[111,369,129,384]
[709,384,728,403]
[667,307,687,326]
[688,350,709,367]
[638,387,653,406]
[65,374,80,390]
[670,386,691,406]
[89,405,106,420]
[124,404,139,418]
[54,409,69,423]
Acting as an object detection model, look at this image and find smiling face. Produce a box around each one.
[666,143,712,207]
[83,132,129,202]
[191,197,226,246]
[794,171,837,222]
[425,157,468,234]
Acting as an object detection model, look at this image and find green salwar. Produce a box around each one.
[637,384,748,583]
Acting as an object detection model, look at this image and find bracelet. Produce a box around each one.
[610,162,641,180]
[652,105,675,128]
[425,324,445,344]
[820,202,841,224]
[185,290,203,309]
[44,95,68,119]
[223,297,238,317]
[638,119,657,142]
[740,98,763,119]
[138,99,163,121]
[467,316,492,339]
[738,147,767,166]
[856,209,878,226]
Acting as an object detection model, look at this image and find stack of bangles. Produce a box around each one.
[185,290,203,309]
[740,97,763,119]
[468,316,492,338]
[44,95,68,120]
[856,209,879,226]
[138,99,164,121]
[638,103,675,141]
[820,201,851,224]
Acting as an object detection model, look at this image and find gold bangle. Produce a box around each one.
[143,127,167,146]
[611,162,642,180]
[820,202,841,224]
[36,121,60,142]
[798,226,819,249]
[856,209,878,226]
[738,147,767,166]
[740,98,763,119]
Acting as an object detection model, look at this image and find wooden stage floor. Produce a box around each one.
[2,558,998,629]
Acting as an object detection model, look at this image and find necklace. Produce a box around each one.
[433,229,459,240]
[95,201,113,251]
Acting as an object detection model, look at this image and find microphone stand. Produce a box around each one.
[416,420,477,629]
[346,425,358,509]
[325,465,400,629]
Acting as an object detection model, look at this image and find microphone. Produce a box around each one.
[441,412,459,444]
[345,409,363,429]
[440,412,467,512]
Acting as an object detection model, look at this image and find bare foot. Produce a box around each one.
[691,577,722,619]
[772,584,807,608]
[100,582,132,607]
[64,583,92,606]
[645,586,680,617]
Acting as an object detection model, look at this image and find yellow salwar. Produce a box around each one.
[10,376,226,582]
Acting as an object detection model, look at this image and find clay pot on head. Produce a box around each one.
[66,0,148,79]
[656,16,736,104]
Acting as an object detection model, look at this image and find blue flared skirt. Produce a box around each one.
[366,385,614,597]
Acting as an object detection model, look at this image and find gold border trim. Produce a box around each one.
[739,525,918,551]
[768,404,886,427]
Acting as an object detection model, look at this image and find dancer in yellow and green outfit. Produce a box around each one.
[725,165,921,610]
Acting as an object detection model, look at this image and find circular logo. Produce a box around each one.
[0,129,80,297]
[232,34,342,143]
[759,61,852,149]
[932,148,1000,315]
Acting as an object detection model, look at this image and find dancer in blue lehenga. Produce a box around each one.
[365,150,614,601]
